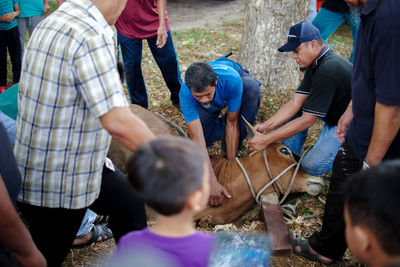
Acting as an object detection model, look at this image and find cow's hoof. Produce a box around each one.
[306,177,325,196]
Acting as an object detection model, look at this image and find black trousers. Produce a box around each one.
[308,139,362,259]
[19,166,146,267]
[0,26,21,86]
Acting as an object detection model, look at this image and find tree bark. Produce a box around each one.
[238,0,309,95]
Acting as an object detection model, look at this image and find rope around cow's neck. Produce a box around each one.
[235,146,311,206]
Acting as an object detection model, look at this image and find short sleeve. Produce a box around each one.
[74,34,128,118]
[302,72,336,117]
[295,69,312,95]
[225,73,243,113]
[179,83,200,123]
[374,34,400,105]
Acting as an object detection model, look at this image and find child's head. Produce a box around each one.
[127,136,209,216]
[344,160,400,264]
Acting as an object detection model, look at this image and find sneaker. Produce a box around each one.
[0,86,7,94]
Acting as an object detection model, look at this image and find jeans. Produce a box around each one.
[306,0,317,23]
[118,30,182,108]
[282,119,341,176]
[0,26,21,86]
[0,111,16,145]
[19,165,146,267]
[76,209,97,237]
[198,69,261,149]
[308,139,362,259]
[18,15,44,56]
[312,7,360,63]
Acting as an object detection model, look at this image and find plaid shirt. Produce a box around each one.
[14,0,128,209]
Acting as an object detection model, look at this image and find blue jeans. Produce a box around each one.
[312,7,360,63]
[198,69,261,150]
[282,120,341,176]
[118,30,182,108]
[0,111,16,145]
[306,0,317,23]
[76,209,97,237]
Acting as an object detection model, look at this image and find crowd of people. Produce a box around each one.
[0,0,399,266]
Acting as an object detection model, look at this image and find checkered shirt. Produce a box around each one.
[14,0,128,209]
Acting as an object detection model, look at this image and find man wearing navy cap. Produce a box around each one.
[249,22,352,178]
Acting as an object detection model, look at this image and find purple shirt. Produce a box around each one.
[112,228,213,267]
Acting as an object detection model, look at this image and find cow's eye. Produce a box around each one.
[279,147,290,155]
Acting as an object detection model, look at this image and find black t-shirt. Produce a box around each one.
[321,0,350,13]
[295,47,352,127]
[347,0,400,161]
[0,122,21,208]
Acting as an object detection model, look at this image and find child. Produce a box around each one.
[110,136,213,267]
[344,160,400,267]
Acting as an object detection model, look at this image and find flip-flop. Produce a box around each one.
[289,231,332,265]
[73,224,113,249]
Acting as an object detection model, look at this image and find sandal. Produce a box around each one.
[289,231,332,265]
[73,224,113,249]
[94,215,109,225]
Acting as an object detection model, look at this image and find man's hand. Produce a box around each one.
[336,101,353,144]
[255,122,269,134]
[156,25,167,48]
[248,131,268,156]
[209,173,231,206]
[1,12,17,23]
[12,248,46,267]
[43,3,50,13]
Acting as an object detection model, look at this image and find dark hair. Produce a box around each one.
[127,136,207,216]
[344,160,400,256]
[184,62,217,92]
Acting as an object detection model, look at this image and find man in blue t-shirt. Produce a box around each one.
[179,57,261,206]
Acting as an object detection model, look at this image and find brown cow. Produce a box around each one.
[107,104,325,224]
[196,143,325,224]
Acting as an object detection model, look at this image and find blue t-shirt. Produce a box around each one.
[347,0,400,161]
[19,0,44,18]
[0,0,18,30]
[180,58,243,123]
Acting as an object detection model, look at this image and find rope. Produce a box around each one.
[155,113,188,138]
[235,146,313,217]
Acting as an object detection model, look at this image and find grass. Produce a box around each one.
[8,8,357,266]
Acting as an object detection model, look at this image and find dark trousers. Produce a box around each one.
[19,166,146,267]
[0,26,21,86]
[198,69,261,149]
[308,139,362,259]
[118,30,182,108]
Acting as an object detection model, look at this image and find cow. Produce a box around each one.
[107,104,325,224]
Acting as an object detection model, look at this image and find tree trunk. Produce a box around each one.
[238,0,309,95]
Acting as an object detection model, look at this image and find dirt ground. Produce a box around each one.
[62,1,362,266]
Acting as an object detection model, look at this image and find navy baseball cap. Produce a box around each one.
[278,22,321,52]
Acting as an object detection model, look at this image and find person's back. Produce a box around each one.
[344,160,400,267]
[110,136,213,267]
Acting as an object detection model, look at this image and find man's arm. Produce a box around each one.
[225,110,239,160]
[187,119,231,206]
[43,0,50,13]
[0,175,46,267]
[336,101,353,144]
[256,93,307,133]
[100,106,155,151]
[249,112,317,155]
[156,0,167,48]
[365,103,400,167]
[0,3,20,23]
